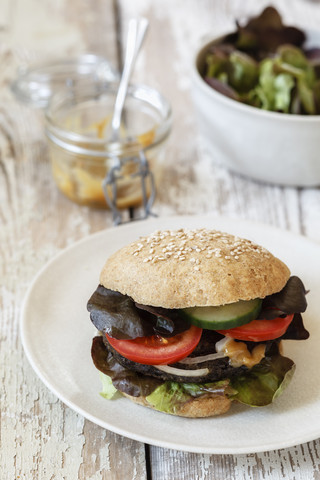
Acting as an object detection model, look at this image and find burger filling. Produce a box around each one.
[88,276,309,413]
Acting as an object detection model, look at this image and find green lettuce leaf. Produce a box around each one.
[146,380,235,415]
[99,372,118,399]
[277,44,310,71]
[228,51,259,92]
[230,354,295,406]
[249,59,295,112]
[274,74,295,112]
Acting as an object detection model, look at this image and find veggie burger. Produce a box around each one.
[88,228,309,417]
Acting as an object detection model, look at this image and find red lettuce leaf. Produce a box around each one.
[87,285,155,339]
[204,77,240,100]
[91,336,162,397]
[259,276,308,319]
[87,285,190,339]
[135,303,191,336]
[280,313,309,341]
[235,7,305,58]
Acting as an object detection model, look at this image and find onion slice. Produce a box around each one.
[178,352,226,364]
[154,365,210,377]
[178,337,231,365]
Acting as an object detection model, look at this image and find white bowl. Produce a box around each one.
[191,31,320,187]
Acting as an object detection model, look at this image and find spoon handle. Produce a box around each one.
[110,17,149,139]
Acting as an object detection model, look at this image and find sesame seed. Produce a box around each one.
[130,228,270,267]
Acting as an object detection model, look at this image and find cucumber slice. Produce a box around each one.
[181,298,262,330]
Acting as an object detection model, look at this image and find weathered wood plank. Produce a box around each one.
[0,1,148,479]
[148,442,320,480]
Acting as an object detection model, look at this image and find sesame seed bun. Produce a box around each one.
[100,228,290,309]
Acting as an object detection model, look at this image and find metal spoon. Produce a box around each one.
[109,17,149,143]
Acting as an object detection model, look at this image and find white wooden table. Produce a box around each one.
[1,0,320,478]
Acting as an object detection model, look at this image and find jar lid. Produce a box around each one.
[11,54,118,108]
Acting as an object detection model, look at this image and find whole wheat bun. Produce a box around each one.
[121,391,232,417]
[100,228,290,309]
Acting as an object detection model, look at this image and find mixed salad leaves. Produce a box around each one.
[202,6,320,114]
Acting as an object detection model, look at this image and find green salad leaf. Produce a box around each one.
[99,372,118,399]
[228,51,259,92]
[146,380,235,415]
[203,6,320,114]
[247,59,295,112]
[230,354,295,406]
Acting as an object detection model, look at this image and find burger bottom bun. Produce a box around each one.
[122,392,231,418]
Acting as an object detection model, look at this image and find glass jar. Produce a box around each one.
[11,54,117,108]
[45,81,172,212]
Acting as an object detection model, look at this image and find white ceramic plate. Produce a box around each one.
[20,215,320,454]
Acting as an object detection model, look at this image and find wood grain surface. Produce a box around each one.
[1,0,320,479]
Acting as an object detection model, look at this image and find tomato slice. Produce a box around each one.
[106,324,202,365]
[217,314,294,342]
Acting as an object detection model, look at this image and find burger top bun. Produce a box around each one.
[100,228,290,309]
